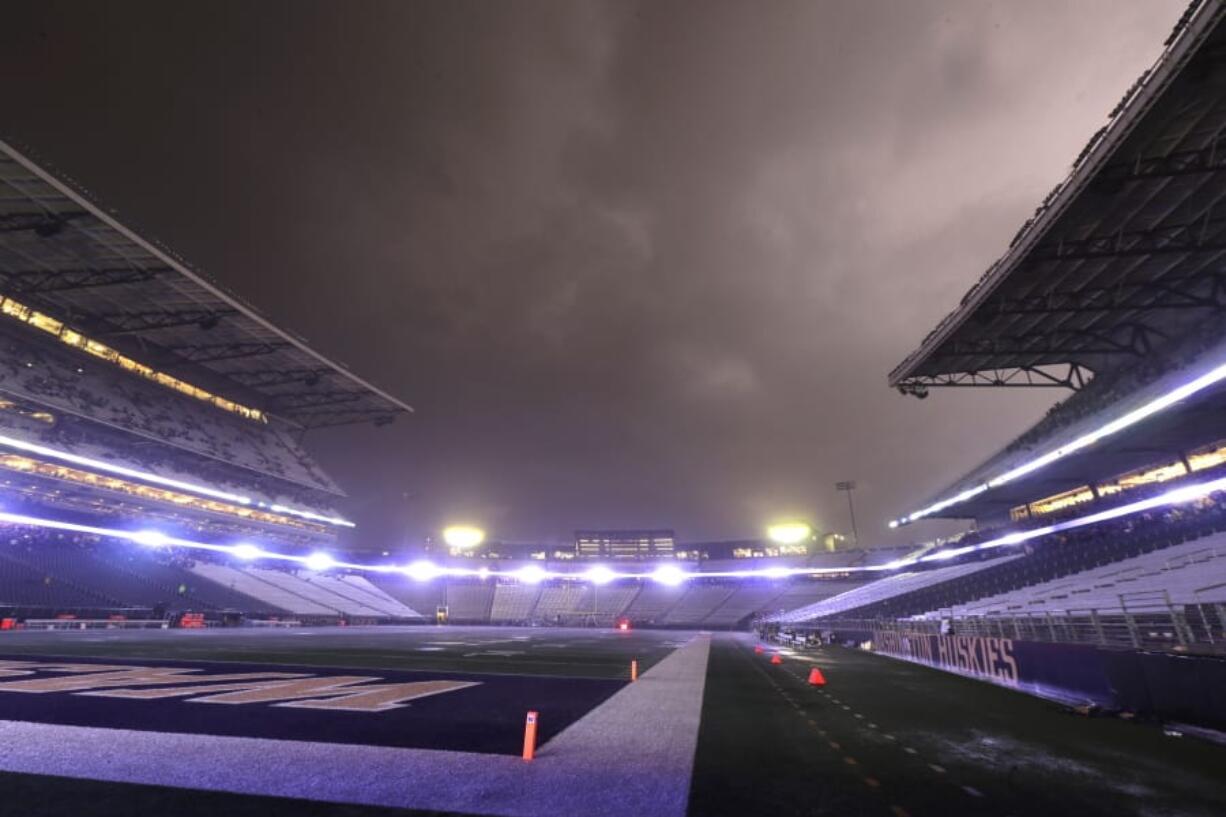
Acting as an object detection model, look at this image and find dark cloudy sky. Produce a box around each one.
[0,0,1187,550]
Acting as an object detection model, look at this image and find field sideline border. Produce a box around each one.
[0,633,712,816]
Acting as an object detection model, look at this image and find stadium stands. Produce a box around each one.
[702,584,788,627]
[587,584,640,618]
[251,569,386,617]
[0,333,338,493]
[187,564,305,615]
[622,583,689,623]
[938,534,1226,619]
[533,583,588,623]
[370,577,446,619]
[0,547,113,610]
[773,555,1023,623]
[308,573,422,618]
[443,582,496,623]
[490,582,542,623]
[662,585,735,625]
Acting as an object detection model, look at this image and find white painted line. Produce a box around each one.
[928,764,946,774]
[0,635,713,817]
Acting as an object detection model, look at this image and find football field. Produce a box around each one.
[0,626,1223,817]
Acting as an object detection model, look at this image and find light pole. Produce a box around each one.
[835,481,860,548]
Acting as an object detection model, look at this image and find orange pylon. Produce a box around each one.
[807,667,826,686]
[522,711,539,761]
[770,654,783,665]
[754,644,764,654]
[631,659,638,681]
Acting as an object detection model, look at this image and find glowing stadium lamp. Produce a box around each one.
[130,530,169,548]
[304,552,334,572]
[231,543,262,560]
[513,565,547,584]
[442,525,486,549]
[767,522,812,545]
[651,564,688,586]
[585,565,617,585]
[404,560,442,582]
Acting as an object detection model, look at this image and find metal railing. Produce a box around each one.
[793,595,1226,653]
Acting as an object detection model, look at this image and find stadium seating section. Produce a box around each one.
[0,333,340,493]
[9,481,1226,634]
[772,489,1226,628]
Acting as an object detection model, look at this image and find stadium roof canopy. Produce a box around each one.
[890,1,1226,395]
[0,138,413,429]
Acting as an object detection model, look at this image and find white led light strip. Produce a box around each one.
[0,432,355,529]
[891,360,1226,527]
[5,473,1222,582]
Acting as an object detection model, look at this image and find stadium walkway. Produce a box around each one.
[0,633,712,817]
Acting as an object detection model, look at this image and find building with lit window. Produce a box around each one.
[575,529,676,560]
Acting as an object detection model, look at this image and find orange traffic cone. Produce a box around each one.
[807,667,826,686]
[754,645,764,654]
[770,654,783,665]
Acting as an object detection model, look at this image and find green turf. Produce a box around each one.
[688,635,1226,817]
[0,625,679,678]
[5,627,1226,817]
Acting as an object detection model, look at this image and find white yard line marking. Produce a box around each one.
[0,635,713,817]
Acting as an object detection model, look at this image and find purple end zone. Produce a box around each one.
[0,653,624,755]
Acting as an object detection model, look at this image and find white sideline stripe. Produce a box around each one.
[0,634,712,817]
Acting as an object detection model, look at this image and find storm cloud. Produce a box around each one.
[0,0,1187,549]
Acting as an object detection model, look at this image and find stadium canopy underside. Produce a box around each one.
[0,139,412,429]
[890,1,1226,397]
[917,374,1226,521]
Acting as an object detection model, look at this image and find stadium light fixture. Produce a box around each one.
[404,560,442,582]
[303,552,334,572]
[893,358,1226,527]
[767,522,812,545]
[651,564,689,586]
[0,432,356,529]
[231,543,262,560]
[130,530,169,548]
[0,432,250,505]
[514,565,547,584]
[7,471,1226,580]
[585,565,617,585]
[268,504,356,529]
[442,525,486,549]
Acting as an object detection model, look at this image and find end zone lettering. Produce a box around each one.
[0,660,479,713]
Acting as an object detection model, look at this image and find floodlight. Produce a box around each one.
[651,564,688,586]
[304,552,334,571]
[231,543,261,560]
[584,565,617,585]
[131,530,169,548]
[767,522,811,545]
[443,525,486,549]
[404,560,442,582]
[514,565,547,584]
